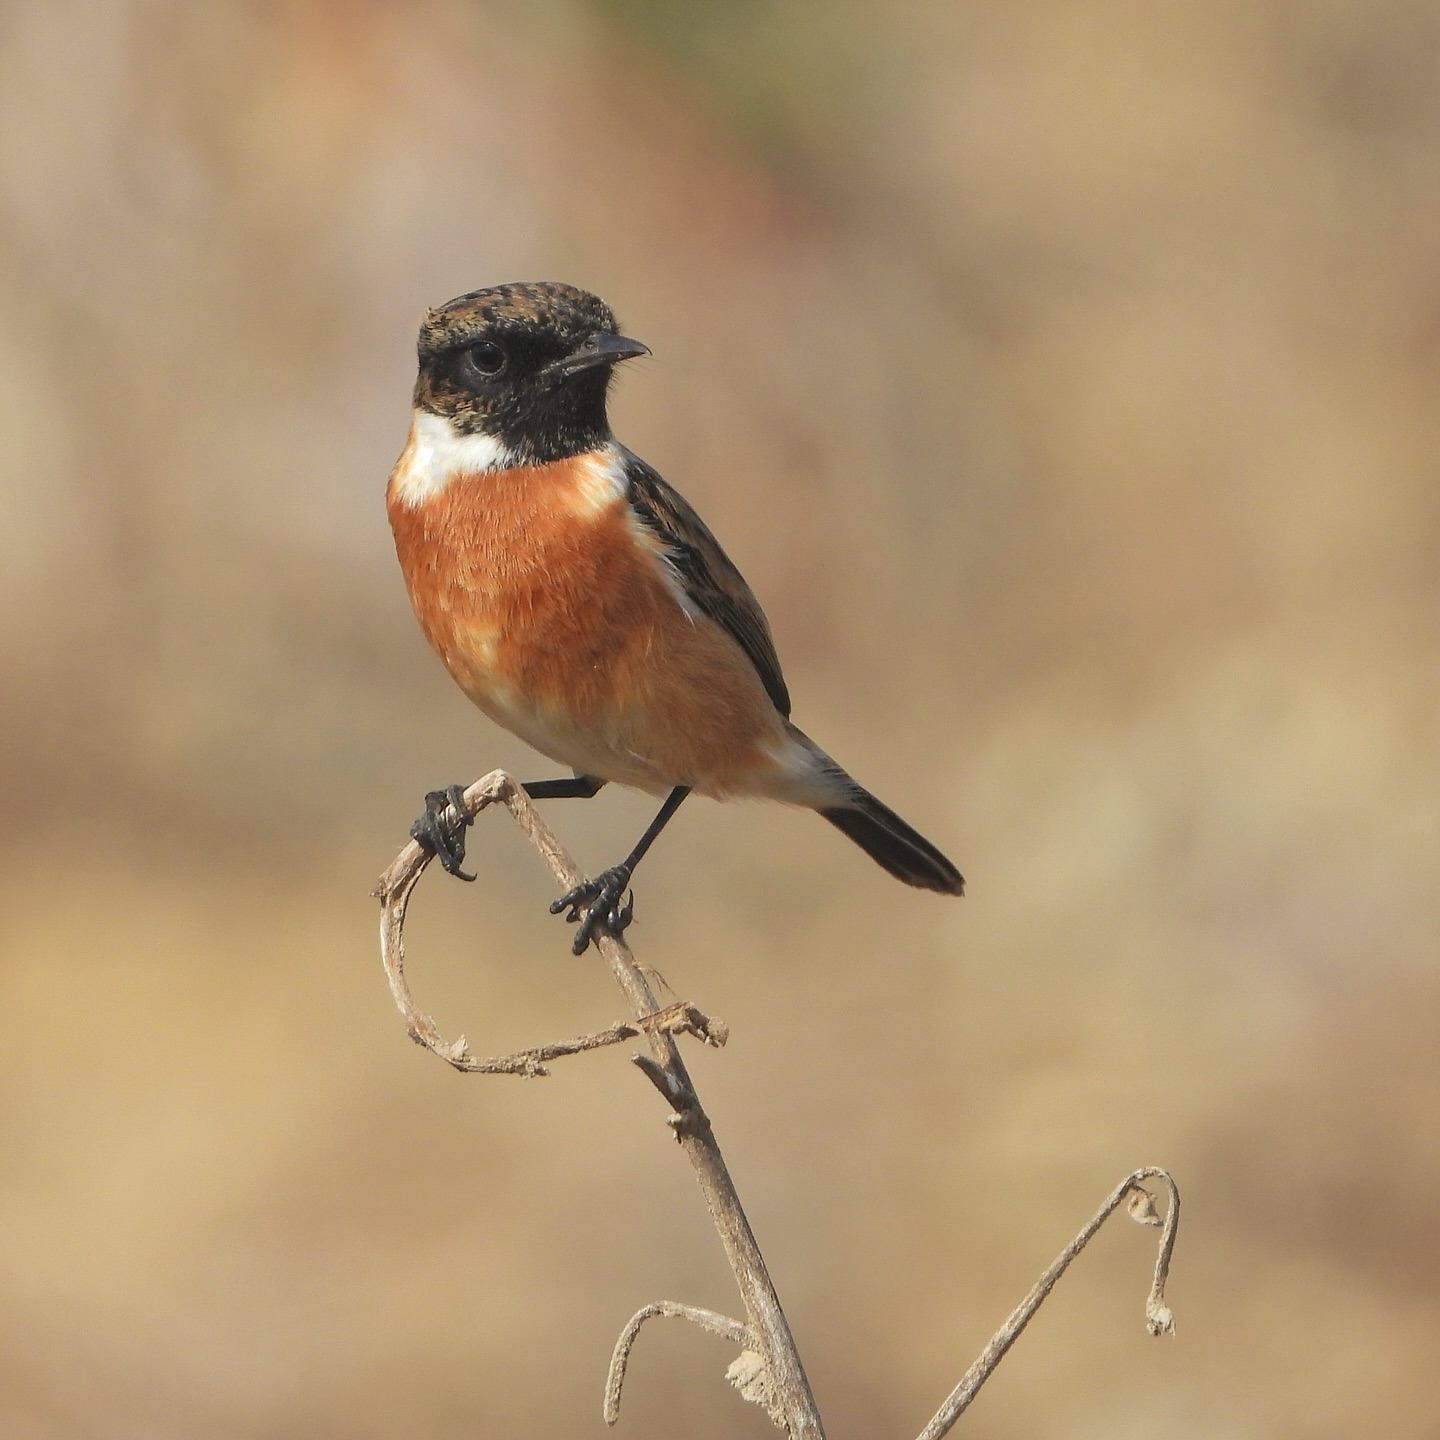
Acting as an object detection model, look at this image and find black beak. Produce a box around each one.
[550,331,651,375]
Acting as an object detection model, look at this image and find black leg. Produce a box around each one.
[551,785,691,955]
[411,774,605,884]
[523,773,607,800]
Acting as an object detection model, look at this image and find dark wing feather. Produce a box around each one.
[623,452,792,718]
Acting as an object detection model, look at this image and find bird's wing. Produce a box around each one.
[623,452,792,718]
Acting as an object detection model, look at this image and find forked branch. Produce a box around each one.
[375,770,1181,1438]
[376,770,823,1438]
[375,770,726,1075]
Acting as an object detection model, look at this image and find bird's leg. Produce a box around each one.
[523,773,607,800]
[413,774,605,883]
[410,783,477,881]
[413,773,604,881]
[552,785,691,955]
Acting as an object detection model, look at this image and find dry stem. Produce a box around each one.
[376,770,824,1438]
[604,1302,755,1425]
[375,769,1181,1438]
[915,1168,1179,1440]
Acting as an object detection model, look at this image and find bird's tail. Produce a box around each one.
[820,785,964,896]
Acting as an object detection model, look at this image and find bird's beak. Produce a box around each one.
[550,331,651,375]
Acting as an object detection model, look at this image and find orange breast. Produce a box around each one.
[386,446,789,796]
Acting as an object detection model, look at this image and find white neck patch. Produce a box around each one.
[388,410,517,506]
[571,445,629,515]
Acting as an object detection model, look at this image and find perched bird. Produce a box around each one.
[387,281,963,952]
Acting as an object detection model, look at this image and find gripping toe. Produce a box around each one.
[410,784,477,882]
[551,865,634,954]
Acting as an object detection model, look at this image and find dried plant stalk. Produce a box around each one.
[916,1167,1179,1440]
[376,770,824,1438]
[604,1302,755,1425]
[375,769,1181,1438]
[375,771,726,1075]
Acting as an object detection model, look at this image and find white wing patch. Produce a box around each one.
[612,444,700,619]
[388,410,516,506]
[625,515,701,620]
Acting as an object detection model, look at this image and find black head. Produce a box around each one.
[413,282,649,463]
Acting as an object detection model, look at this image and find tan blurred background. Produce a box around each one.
[2,0,1438,1434]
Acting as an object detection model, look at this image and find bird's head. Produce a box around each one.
[413,282,649,465]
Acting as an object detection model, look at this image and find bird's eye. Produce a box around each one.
[466,340,506,377]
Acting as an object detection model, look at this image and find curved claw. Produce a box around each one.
[410,784,477,882]
[614,890,635,931]
[551,865,634,954]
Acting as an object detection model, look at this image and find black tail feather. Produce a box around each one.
[820,789,964,896]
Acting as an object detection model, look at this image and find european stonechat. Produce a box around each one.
[388,281,963,952]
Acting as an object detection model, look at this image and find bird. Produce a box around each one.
[387,281,963,953]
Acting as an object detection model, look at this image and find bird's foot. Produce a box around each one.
[550,865,635,955]
[410,784,476,881]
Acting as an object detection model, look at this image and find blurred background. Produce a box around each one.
[2,0,1438,1435]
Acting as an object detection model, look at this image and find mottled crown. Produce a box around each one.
[418,281,619,360]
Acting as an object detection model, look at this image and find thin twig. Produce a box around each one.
[605,1302,755,1425]
[374,773,727,1075]
[376,770,824,1437]
[915,1167,1180,1440]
